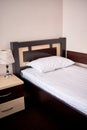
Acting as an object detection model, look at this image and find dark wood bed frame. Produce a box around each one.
[10,37,87,121]
[67,51,87,64]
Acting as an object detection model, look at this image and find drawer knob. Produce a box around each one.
[1,107,14,112]
[0,92,12,97]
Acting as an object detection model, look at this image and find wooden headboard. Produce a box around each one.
[10,38,66,76]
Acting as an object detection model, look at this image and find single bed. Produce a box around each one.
[10,38,87,120]
[21,65,87,116]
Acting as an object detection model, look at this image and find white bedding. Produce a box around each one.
[21,65,87,116]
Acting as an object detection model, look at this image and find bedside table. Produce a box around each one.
[0,75,25,118]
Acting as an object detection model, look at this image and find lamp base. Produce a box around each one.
[4,73,13,78]
[5,64,13,78]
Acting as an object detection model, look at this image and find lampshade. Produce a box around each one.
[0,49,15,65]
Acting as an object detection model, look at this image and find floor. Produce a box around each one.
[1,100,87,130]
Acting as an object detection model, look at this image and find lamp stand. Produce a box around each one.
[5,65,12,78]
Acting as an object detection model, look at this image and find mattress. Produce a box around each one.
[21,65,87,116]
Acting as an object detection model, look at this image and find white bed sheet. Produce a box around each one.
[21,65,87,116]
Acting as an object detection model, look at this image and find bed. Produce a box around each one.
[10,38,87,120]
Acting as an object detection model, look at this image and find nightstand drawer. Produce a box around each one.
[0,97,25,118]
[0,85,24,103]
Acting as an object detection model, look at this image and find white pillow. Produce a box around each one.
[26,56,75,73]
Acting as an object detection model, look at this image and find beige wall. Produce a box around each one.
[0,0,62,50]
[63,0,87,53]
[0,0,62,75]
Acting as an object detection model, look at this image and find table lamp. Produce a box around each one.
[0,49,15,78]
